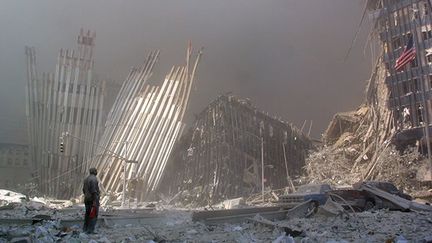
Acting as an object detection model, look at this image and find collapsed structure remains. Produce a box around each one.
[24,29,207,202]
[21,30,324,205]
[372,0,432,149]
[162,95,313,205]
[25,30,105,199]
[0,143,31,188]
[90,45,202,202]
[304,0,432,187]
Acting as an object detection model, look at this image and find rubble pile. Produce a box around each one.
[2,186,432,242]
[0,190,27,208]
[1,216,163,242]
[3,208,431,242]
[274,209,432,242]
[1,220,66,243]
[304,61,431,194]
[0,189,78,221]
[305,145,426,191]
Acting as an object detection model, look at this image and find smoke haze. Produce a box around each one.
[0,0,371,143]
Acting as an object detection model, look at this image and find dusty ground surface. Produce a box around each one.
[1,206,432,242]
[2,189,432,242]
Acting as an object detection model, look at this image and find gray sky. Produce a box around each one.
[0,0,372,143]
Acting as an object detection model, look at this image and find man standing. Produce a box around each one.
[83,167,100,234]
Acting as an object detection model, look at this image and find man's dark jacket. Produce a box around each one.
[82,174,100,204]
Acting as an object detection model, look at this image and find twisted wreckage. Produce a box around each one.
[160,95,313,205]
[23,0,432,206]
[24,30,313,203]
[305,0,432,189]
[25,30,105,199]
[7,1,432,242]
[91,45,203,202]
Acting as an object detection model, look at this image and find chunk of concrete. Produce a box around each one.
[361,185,432,212]
[222,197,245,209]
[316,198,345,217]
[10,237,31,243]
[286,200,315,218]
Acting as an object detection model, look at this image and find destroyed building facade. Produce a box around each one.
[0,143,31,188]
[303,0,432,187]
[162,95,313,204]
[25,30,105,198]
[371,0,432,148]
[91,45,202,203]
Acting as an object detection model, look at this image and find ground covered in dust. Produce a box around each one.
[1,207,432,242]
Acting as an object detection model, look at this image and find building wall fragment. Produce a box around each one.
[371,0,432,148]
[25,29,105,199]
[0,143,31,189]
[91,45,202,202]
[161,95,313,205]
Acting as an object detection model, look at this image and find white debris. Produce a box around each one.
[233,226,243,231]
[97,236,111,243]
[30,197,47,205]
[273,233,294,243]
[395,235,408,243]
[222,197,245,209]
[186,229,198,234]
[79,232,89,241]
[0,189,27,206]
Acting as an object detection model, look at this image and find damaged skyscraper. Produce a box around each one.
[370,0,432,150]
[161,95,313,205]
[91,45,202,203]
[25,30,105,198]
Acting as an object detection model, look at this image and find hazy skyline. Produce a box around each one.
[0,0,372,143]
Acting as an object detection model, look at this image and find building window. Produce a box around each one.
[60,83,66,92]
[423,30,432,40]
[414,9,421,19]
[411,58,418,68]
[423,2,430,16]
[383,18,390,29]
[393,11,399,26]
[413,78,420,91]
[403,7,409,17]
[385,62,391,71]
[402,81,410,94]
[417,105,424,124]
[427,54,432,64]
[392,37,402,49]
[429,75,432,89]
[383,41,389,55]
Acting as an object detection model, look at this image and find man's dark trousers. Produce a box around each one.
[83,201,98,233]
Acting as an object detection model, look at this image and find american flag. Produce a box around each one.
[395,35,416,71]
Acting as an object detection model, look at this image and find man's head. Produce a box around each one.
[89,167,97,176]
